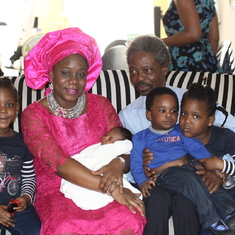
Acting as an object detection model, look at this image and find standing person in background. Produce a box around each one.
[162,0,222,72]
[21,27,145,235]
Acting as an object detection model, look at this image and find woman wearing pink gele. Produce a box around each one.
[21,27,146,235]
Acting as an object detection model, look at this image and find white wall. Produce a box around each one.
[0,0,28,68]
[216,1,235,54]
[1,1,235,69]
[63,0,155,54]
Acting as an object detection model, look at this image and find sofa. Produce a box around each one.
[7,69,235,235]
[10,69,235,134]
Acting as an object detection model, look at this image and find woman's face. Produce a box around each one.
[179,98,214,141]
[50,54,88,109]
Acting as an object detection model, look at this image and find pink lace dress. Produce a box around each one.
[21,93,146,235]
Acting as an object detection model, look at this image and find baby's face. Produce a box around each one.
[146,94,178,131]
[101,128,124,145]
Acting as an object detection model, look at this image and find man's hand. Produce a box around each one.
[196,169,223,193]
[143,148,154,165]
[144,166,156,180]
[140,180,155,197]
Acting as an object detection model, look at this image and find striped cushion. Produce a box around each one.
[166,70,235,116]
[10,70,235,133]
[89,70,139,113]
[10,76,46,133]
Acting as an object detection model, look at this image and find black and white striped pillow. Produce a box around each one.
[10,70,235,133]
[166,70,235,116]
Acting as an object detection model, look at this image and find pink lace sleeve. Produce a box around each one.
[21,103,68,173]
[21,95,122,173]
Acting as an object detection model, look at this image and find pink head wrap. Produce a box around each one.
[24,27,102,91]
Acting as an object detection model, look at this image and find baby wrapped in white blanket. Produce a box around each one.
[60,138,141,210]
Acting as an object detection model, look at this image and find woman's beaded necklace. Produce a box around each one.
[47,91,86,119]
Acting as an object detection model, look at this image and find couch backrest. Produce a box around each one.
[11,70,235,133]
[90,70,235,115]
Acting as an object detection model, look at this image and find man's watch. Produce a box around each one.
[118,157,126,167]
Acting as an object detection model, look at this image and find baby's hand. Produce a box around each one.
[0,205,15,227]
[140,179,155,197]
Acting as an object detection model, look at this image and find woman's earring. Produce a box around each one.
[49,82,53,90]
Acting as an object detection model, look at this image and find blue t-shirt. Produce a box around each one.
[130,124,212,186]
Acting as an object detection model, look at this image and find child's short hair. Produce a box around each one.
[146,87,179,111]
[116,127,132,141]
[181,83,216,116]
[0,77,19,102]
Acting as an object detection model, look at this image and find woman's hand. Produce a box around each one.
[111,187,145,217]
[92,158,124,194]
[140,180,155,198]
[0,205,14,227]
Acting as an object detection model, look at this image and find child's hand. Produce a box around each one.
[14,194,31,212]
[198,155,224,171]
[140,179,155,197]
[0,205,15,227]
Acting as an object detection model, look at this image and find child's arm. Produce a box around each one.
[152,156,189,174]
[130,134,150,187]
[198,154,224,171]
[144,155,189,179]
[20,158,36,207]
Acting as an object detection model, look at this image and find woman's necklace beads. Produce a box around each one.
[47,92,85,119]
